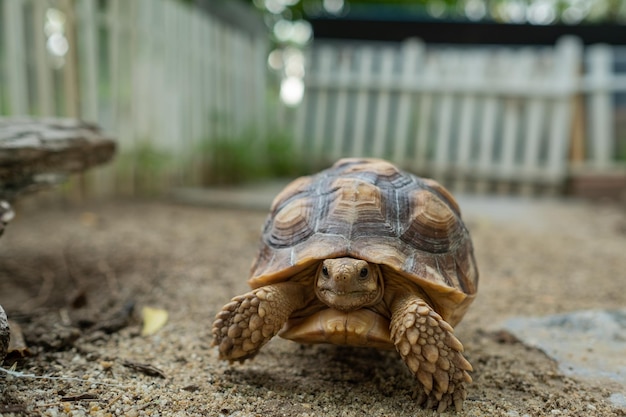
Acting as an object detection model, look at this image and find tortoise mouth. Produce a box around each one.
[316,288,382,312]
[279,308,393,350]
[319,288,371,297]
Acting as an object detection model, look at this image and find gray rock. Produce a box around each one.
[0,117,116,200]
[0,200,14,237]
[504,309,626,408]
[610,393,626,408]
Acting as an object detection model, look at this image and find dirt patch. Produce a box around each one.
[0,198,625,416]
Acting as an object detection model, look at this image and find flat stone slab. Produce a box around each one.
[0,117,116,200]
[504,309,626,407]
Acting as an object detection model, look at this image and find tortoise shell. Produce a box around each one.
[250,158,478,326]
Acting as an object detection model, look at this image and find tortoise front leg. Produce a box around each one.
[212,282,307,362]
[390,294,473,412]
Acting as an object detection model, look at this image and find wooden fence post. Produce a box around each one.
[545,36,582,191]
[75,0,100,123]
[393,38,423,167]
[311,46,334,157]
[351,48,374,157]
[2,0,28,115]
[60,0,80,118]
[371,46,396,158]
[586,44,614,169]
[32,1,55,116]
[330,48,353,161]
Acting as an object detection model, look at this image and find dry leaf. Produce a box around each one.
[141,306,168,336]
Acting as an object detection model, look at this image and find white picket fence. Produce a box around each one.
[1,0,625,197]
[287,37,624,192]
[0,0,268,195]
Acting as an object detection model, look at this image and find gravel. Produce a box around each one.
[0,194,625,416]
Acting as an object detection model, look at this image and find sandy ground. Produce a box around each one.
[0,193,625,417]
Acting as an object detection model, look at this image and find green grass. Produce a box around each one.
[197,132,314,185]
[111,131,323,196]
[116,141,173,195]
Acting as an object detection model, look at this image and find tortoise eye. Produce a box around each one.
[359,267,369,278]
[322,266,329,277]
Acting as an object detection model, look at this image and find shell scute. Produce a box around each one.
[399,187,464,254]
[319,178,395,240]
[267,197,315,248]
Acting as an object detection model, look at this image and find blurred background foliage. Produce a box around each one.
[242,0,626,26]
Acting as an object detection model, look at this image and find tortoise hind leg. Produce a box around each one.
[390,295,473,412]
[212,282,307,362]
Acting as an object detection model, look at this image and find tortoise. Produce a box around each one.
[212,158,478,412]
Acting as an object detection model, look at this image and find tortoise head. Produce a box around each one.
[315,257,384,312]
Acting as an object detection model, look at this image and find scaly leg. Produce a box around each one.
[390,295,473,412]
[212,282,307,362]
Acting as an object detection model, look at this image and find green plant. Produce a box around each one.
[264,133,310,178]
[116,141,173,195]
[197,131,313,185]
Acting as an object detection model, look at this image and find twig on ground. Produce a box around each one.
[121,360,166,378]
[60,393,99,402]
